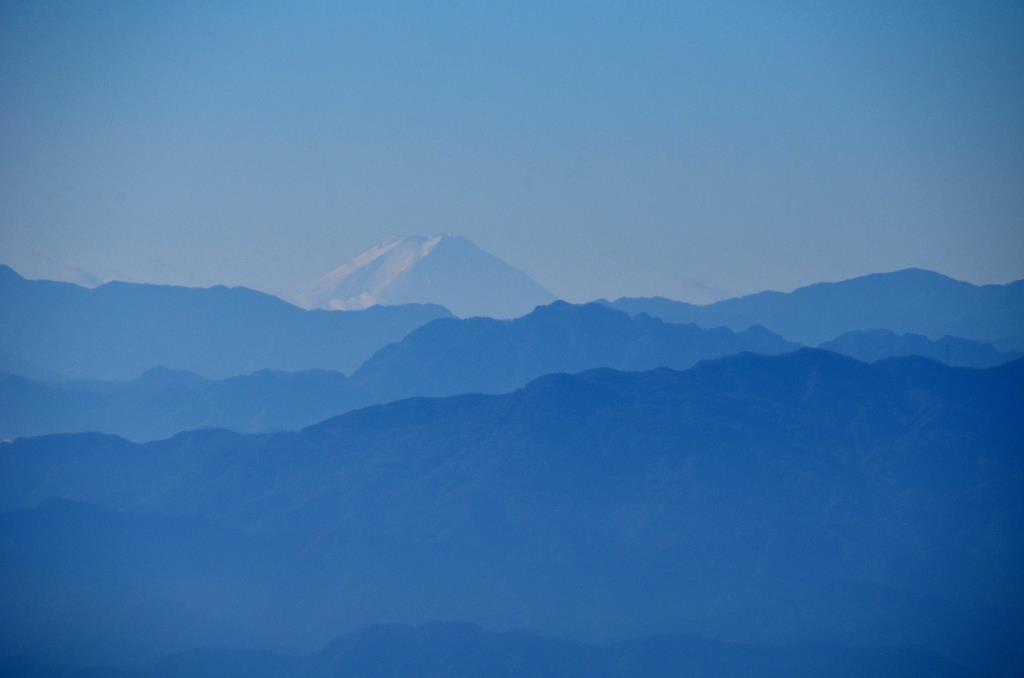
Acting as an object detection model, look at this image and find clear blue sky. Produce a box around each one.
[1,0,1022,302]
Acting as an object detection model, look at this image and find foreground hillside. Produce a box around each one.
[1,351,1021,674]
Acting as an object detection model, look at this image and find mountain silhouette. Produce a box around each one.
[0,302,796,441]
[1,351,1020,674]
[608,268,1024,348]
[820,329,1021,368]
[0,264,449,380]
[350,301,798,400]
[305,234,554,318]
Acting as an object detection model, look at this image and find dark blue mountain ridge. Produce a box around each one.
[606,267,1024,348]
[1,350,1021,674]
[0,264,451,380]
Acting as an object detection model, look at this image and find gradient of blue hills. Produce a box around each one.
[0,301,798,440]
[5,263,1023,382]
[607,268,1024,349]
[4,298,1019,441]
[0,264,450,380]
[4,261,1024,675]
[2,350,1021,674]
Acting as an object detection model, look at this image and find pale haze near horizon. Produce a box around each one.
[1,1,1022,304]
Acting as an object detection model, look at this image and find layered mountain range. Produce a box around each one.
[4,294,1019,441]
[3,252,1023,677]
[0,301,798,440]
[2,351,1021,674]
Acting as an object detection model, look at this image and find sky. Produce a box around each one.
[1,0,1022,303]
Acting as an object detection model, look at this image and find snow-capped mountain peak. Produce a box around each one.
[304,234,553,318]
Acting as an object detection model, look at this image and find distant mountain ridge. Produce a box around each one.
[607,268,1024,348]
[349,300,798,401]
[0,368,355,441]
[2,351,1021,673]
[6,297,1019,442]
[820,329,1022,368]
[0,302,797,441]
[0,264,450,380]
[305,235,554,318]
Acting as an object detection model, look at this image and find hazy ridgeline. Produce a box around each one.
[2,268,1020,442]
[606,268,1024,350]
[3,263,1021,384]
[0,265,450,381]
[0,299,797,441]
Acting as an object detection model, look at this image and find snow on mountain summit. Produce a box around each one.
[306,235,444,311]
[304,235,554,319]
